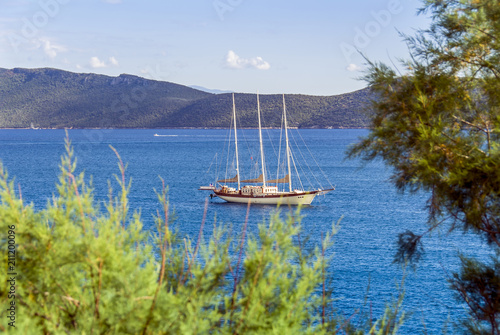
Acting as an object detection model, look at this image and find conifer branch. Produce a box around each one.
[93,258,104,320]
[142,189,169,335]
[230,201,251,320]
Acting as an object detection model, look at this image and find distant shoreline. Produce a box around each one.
[0,126,370,130]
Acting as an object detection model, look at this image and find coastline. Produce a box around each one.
[0,126,370,130]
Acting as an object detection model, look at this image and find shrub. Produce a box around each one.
[0,138,403,334]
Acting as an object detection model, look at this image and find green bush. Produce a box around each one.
[348,0,500,332]
[0,138,404,334]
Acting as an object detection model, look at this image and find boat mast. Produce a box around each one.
[233,93,241,190]
[257,92,266,187]
[283,94,292,192]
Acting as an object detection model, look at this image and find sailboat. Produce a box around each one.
[199,93,334,205]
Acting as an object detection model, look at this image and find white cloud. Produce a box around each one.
[225,50,270,70]
[90,56,106,68]
[346,63,362,72]
[31,37,66,59]
[89,56,119,68]
[3,36,67,59]
[109,56,119,66]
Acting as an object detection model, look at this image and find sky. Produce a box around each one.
[0,0,432,96]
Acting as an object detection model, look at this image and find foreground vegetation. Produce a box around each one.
[349,0,500,333]
[0,139,403,334]
[5,0,499,331]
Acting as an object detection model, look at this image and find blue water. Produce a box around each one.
[0,129,489,333]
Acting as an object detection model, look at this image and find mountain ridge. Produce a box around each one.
[0,67,372,128]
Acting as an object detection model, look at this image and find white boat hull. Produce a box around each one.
[216,192,318,205]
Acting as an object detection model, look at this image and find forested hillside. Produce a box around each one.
[0,67,371,128]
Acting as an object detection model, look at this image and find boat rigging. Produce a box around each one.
[199,93,334,205]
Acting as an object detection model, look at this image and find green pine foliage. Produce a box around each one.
[0,138,404,334]
[348,0,500,333]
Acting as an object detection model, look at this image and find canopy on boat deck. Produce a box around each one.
[217,175,238,183]
[241,174,264,183]
[268,174,290,184]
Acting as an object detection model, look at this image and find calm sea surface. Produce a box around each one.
[0,129,489,333]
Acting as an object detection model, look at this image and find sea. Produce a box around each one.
[0,128,490,333]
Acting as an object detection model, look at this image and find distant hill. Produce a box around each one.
[0,67,372,128]
[188,85,234,94]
